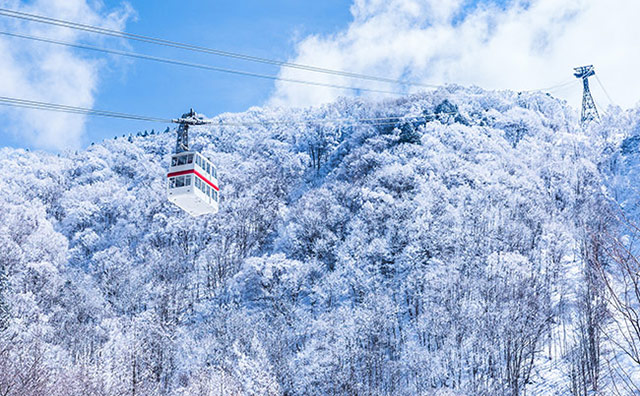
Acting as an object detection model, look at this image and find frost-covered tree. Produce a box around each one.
[2,86,640,395]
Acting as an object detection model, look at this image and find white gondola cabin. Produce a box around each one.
[167,151,219,216]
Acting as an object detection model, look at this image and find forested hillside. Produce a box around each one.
[1,86,639,395]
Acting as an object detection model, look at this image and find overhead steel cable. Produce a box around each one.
[521,79,578,93]
[594,74,616,106]
[0,31,402,95]
[0,95,460,127]
[0,9,587,96]
[0,96,173,122]
[204,115,442,127]
[0,7,440,89]
[543,79,580,93]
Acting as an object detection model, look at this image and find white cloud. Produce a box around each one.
[269,0,640,113]
[0,0,133,150]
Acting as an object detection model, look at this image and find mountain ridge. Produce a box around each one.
[1,86,638,395]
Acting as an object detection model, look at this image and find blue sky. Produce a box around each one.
[83,0,355,146]
[0,0,638,151]
[0,0,354,149]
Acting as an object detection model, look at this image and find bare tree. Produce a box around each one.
[566,235,608,396]
[0,333,50,396]
[591,213,640,394]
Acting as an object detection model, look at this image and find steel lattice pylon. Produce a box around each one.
[573,65,599,125]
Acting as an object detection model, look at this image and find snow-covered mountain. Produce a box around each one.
[1,86,639,395]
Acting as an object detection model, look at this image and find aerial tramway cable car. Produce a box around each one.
[167,109,219,216]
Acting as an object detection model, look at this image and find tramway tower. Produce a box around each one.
[573,65,599,125]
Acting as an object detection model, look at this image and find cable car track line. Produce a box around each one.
[0,96,172,122]
[0,31,403,95]
[595,74,616,106]
[0,7,440,89]
[0,9,592,96]
[0,95,467,129]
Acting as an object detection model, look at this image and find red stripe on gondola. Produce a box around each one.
[167,169,219,191]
